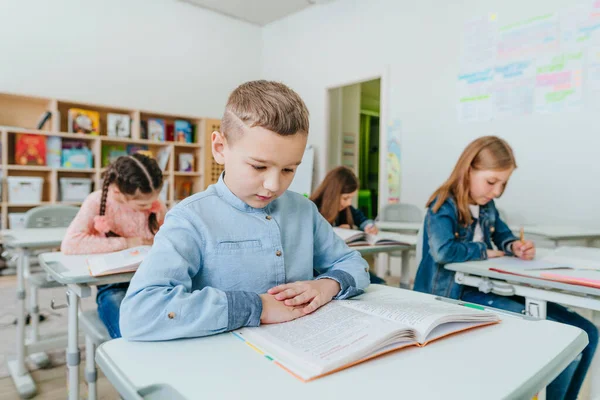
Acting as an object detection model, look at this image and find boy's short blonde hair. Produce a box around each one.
[221,80,309,140]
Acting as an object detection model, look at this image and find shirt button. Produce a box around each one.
[266,215,272,220]
[275,250,282,257]
[168,312,175,319]
[454,232,459,238]
[490,227,495,232]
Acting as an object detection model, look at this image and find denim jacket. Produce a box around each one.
[413,196,517,299]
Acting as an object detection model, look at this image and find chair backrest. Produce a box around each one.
[23,205,80,228]
[381,203,423,223]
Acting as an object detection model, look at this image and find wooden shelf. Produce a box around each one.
[6,165,96,173]
[2,127,97,141]
[174,171,202,177]
[7,165,52,171]
[0,93,216,229]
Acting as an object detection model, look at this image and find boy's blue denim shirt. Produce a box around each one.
[120,174,370,341]
[414,196,517,300]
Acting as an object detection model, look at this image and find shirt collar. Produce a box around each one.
[214,172,275,214]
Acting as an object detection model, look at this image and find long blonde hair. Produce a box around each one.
[310,166,359,226]
[428,136,516,226]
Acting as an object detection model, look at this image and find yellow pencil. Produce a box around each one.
[520,227,525,244]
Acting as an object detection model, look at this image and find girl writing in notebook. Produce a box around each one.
[61,153,166,338]
[414,135,597,400]
[311,166,384,284]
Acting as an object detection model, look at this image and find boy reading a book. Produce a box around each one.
[120,80,370,340]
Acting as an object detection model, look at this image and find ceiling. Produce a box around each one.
[179,0,333,26]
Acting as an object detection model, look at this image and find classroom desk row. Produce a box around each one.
[5,224,600,400]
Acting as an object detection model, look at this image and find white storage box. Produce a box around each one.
[7,176,43,204]
[160,179,168,202]
[60,177,92,202]
[8,213,26,229]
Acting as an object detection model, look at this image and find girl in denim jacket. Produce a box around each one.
[414,136,597,400]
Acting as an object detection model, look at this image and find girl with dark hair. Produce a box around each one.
[61,153,165,338]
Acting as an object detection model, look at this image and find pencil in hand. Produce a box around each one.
[520,227,525,244]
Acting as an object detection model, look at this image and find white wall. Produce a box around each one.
[0,0,262,118]
[262,0,600,227]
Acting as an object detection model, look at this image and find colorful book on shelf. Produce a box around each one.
[156,147,171,171]
[102,144,127,167]
[147,118,165,141]
[15,134,46,166]
[175,120,193,143]
[107,113,131,138]
[87,246,151,277]
[46,136,62,167]
[234,287,499,382]
[333,227,414,247]
[68,108,100,135]
[126,144,149,155]
[178,153,194,172]
[166,122,174,142]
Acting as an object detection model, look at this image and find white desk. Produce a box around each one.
[356,239,417,289]
[374,221,421,233]
[509,224,600,247]
[1,227,67,399]
[446,252,600,398]
[96,285,587,400]
[38,251,134,400]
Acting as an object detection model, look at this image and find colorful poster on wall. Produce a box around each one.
[535,51,584,113]
[386,119,402,204]
[493,60,535,118]
[457,68,494,122]
[497,13,559,63]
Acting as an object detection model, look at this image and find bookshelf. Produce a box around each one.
[0,92,219,229]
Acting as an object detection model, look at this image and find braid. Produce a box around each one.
[100,167,119,237]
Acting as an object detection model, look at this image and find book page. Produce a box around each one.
[484,256,566,271]
[542,247,600,270]
[238,301,414,378]
[339,292,498,343]
[333,227,367,245]
[367,231,416,246]
[87,245,151,276]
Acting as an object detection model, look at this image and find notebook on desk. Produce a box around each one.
[234,288,499,382]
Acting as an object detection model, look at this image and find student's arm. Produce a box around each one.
[60,194,128,255]
[119,207,262,341]
[426,202,487,264]
[491,206,517,255]
[350,206,374,230]
[312,204,370,299]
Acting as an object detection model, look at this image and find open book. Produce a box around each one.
[87,245,151,277]
[234,287,499,382]
[333,227,415,247]
[485,248,600,288]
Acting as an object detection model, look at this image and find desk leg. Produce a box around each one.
[399,249,411,289]
[67,288,80,400]
[526,298,547,400]
[25,250,50,368]
[7,248,36,398]
[590,310,600,400]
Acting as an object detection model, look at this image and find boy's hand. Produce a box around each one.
[486,250,505,258]
[268,279,341,315]
[259,294,305,324]
[512,240,536,260]
[364,224,379,235]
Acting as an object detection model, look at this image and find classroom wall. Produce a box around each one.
[0,0,262,118]
[262,0,600,227]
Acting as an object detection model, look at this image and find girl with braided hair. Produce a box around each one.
[61,153,166,338]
